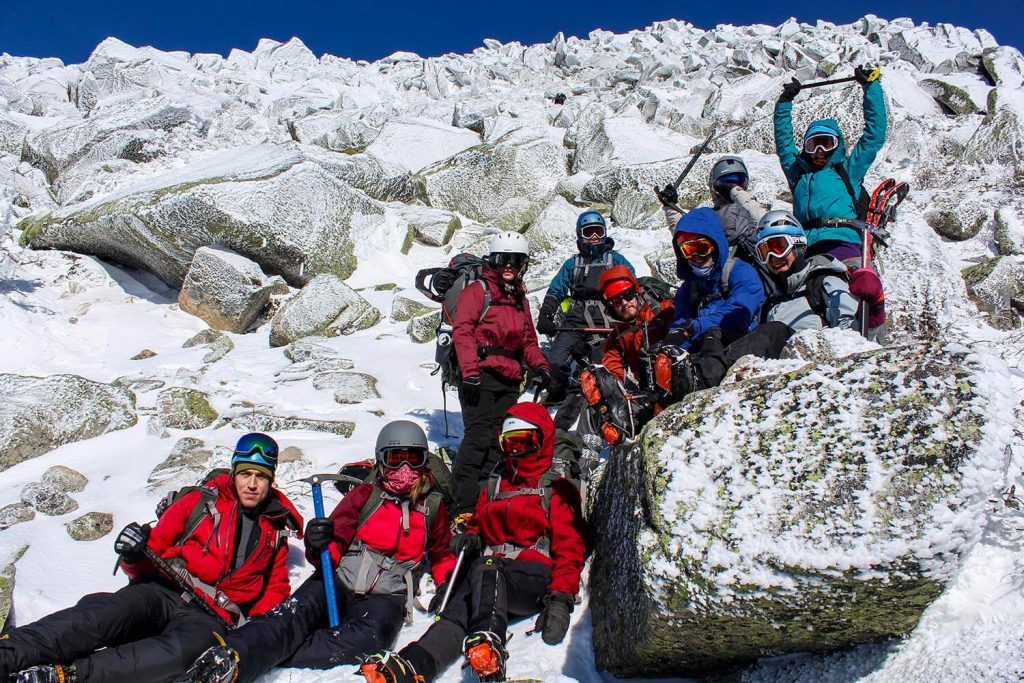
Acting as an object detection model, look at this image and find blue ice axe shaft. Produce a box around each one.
[309,475,340,628]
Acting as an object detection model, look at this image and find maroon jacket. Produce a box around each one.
[309,483,456,588]
[453,267,549,382]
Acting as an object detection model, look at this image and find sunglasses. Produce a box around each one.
[498,428,542,456]
[580,224,606,240]
[490,252,528,270]
[803,133,839,154]
[675,237,715,260]
[379,448,428,469]
[605,288,639,307]
[756,234,804,262]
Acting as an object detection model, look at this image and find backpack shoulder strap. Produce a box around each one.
[478,280,491,323]
[415,491,444,541]
[832,163,857,203]
[720,245,738,298]
[176,486,219,547]
[356,485,386,529]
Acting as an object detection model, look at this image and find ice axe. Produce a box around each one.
[296,473,350,629]
[142,547,233,630]
[799,66,881,90]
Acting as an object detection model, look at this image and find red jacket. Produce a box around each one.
[313,482,456,588]
[123,473,303,621]
[600,270,675,382]
[467,402,586,595]
[453,267,549,382]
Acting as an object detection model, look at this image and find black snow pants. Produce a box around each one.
[452,370,521,514]
[400,557,551,683]
[689,322,794,389]
[0,580,225,683]
[222,573,404,683]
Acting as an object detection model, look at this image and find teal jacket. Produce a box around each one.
[774,79,887,246]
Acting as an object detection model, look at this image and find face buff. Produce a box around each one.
[380,462,421,496]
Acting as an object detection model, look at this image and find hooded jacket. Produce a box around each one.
[453,266,549,381]
[123,473,303,621]
[763,254,859,332]
[670,208,765,348]
[773,79,887,245]
[598,266,676,383]
[466,402,587,595]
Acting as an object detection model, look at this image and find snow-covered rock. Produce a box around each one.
[0,503,35,531]
[182,329,235,364]
[311,371,380,404]
[155,387,218,430]
[20,481,78,516]
[366,117,480,173]
[962,256,1024,330]
[994,207,1024,256]
[148,437,215,491]
[0,374,137,471]
[407,310,442,343]
[178,246,274,333]
[0,545,26,631]
[269,275,379,347]
[590,343,1012,677]
[219,413,355,438]
[65,511,114,541]
[390,293,434,322]
[924,193,988,241]
[391,203,461,247]
[964,87,1024,167]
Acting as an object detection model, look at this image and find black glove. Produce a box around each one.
[662,321,695,347]
[449,532,482,557]
[428,582,449,612]
[304,517,335,553]
[461,375,481,406]
[854,64,875,86]
[530,369,552,393]
[536,299,559,336]
[656,183,679,207]
[114,522,151,561]
[535,591,574,645]
[778,78,801,103]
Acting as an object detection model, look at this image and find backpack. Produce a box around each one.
[481,429,584,559]
[636,276,675,311]
[832,164,871,221]
[415,253,489,388]
[154,468,231,546]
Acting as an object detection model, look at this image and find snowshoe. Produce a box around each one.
[463,631,508,682]
[183,645,239,683]
[358,651,424,683]
[11,665,76,683]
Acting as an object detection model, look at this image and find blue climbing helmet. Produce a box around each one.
[755,210,806,263]
[576,210,609,256]
[231,432,279,479]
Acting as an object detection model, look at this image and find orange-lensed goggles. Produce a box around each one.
[675,236,715,260]
[498,428,542,456]
[379,447,428,469]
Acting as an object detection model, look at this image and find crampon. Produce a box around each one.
[463,631,508,682]
[358,651,424,683]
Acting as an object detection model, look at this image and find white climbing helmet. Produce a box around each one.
[487,231,530,256]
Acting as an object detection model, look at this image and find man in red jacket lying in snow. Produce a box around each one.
[0,432,302,683]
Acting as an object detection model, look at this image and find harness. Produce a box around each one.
[803,164,869,229]
[568,252,616,328]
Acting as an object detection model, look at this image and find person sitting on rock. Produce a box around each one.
[185,421,456,683]
[535,210,634,406]
[1,433,302,683]
[358,403,586,683]
[773,65,887,262]
[663,210,861,396]
[596,265,675,387]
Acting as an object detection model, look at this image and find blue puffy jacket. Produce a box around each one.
[774,79,887,246]
[670,208,765,348]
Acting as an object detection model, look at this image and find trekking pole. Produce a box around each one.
[142,547,232,630]
[436,547,468,616]
[673,127,716,189]
[297,473,350,629]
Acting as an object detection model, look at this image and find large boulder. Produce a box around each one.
[416,128,568,232]
[390,204,461,247]
[20,144,386,288]
[589,343,1012,677]
[365,117,480,173]
[962,256,1024,330]
[148,437,215,491]
[993,207,1024,256]
[963,88,1024,167]
[1,546,27,632]
[924,193,988,241]
[66,511,114,541]
[155,387,218,430]
[178,246,274,333]
[218,413,355,438]
[269,274,380,347]
[568,108,697,174]
[0,374,137,471]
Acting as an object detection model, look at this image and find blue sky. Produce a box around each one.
[1,0,1020,65]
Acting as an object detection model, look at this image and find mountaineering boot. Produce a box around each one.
[184,645,239,683]
[463,631,508,682]
[358,651,424,683]
[11,665,76,683]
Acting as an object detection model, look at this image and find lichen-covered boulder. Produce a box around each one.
[312,372,381,404]
[0,374,137,471]
[416,128,568,232]
[993,208,1024,256]
[964,88,1024,166]
[980,47,1024,89]
[148,437,214,491]
[182,329,235,364]
[41,465,88,493]
[21,481,78,516]
[391,204,462,247]
[407,310,442,343]
[219,413,355,438]
[523,194,580,259]
[919,78,985,115]
[269,274,380,347]
[962,256,1024,330]
[391,293,434,322]
[66,512,114,541]
[20,144,385,288]
[644,247,680,284]
[178,246,274,333]
[0,503,35,531]
[155,387,218,430]
[589,343,1012,677]
[924,194,988,241]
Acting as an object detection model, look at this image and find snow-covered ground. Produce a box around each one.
[2,12,1024,683]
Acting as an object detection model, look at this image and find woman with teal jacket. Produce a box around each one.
[773,66,887,258]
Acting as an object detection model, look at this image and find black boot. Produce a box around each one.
[183,646,239,683]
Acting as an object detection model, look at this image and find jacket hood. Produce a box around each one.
[211,472,303,532]
[672,207,730,280]
[502,402,554,483]
[800,118,848,168]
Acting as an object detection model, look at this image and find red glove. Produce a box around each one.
[848,268,885,327]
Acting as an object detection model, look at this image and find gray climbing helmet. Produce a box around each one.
[708,156,750,192]
[375,420,429,458]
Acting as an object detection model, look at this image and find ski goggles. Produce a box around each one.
[605,287,639,308]
[232,434,279,463]
[755,234,806,262]
[490,252,528,270]
[674,235,715,260]
[580,224,606,240]
[803,133,839,154]
[378,447,428,469]
[498,428,542,457]
[713,172,748,192]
